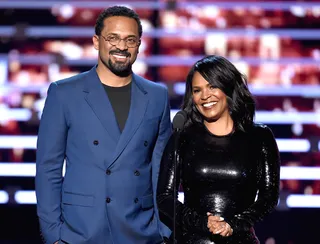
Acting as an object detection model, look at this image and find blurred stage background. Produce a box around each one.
[0,0,320,243]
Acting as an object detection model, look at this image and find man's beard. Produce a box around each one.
[100,50,133,77]
[107,58,132,77]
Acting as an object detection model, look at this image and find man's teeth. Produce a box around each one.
[113,54,127,59]
[203,102,217,107]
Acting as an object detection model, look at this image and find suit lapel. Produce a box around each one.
[83,67,121,143]
[110,74,149,166]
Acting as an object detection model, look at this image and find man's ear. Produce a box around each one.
[92,35,99,50]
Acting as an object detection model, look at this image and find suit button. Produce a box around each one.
[106,169,111,175]
[144,141,148,147]
[106,197,111,203]
[93,140,99,145]
[134,170,140,176]
[134,198,139,203]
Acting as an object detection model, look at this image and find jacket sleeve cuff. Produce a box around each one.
[39,221,61,244]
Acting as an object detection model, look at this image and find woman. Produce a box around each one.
[157,55,280,244]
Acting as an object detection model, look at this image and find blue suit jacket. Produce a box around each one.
[35,67,172,244]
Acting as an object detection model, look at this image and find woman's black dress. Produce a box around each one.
[157,123,280,244]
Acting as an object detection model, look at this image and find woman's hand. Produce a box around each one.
[207,212,233,237]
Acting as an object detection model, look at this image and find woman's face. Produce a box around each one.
[192,71,229,122]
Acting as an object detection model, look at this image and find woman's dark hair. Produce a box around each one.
[182,55,255,132]
[95,6,143,37]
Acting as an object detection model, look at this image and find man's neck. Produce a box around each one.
[96,64,132,87]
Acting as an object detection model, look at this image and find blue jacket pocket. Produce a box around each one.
[62,192,94,207]
[141,194,154,210]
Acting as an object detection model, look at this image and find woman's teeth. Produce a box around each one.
[203,102,217,107]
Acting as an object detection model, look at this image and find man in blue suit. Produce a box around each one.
[36,6,171,244]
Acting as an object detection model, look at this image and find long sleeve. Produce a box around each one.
[151,87,172,239]
[35,83,68,244]
[156,132,210,240]
[225,125,281,233]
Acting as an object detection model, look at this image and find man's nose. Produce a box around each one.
[116,39,128,50]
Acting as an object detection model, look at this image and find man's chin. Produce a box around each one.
[107,60,132,77]
[110,67,132,77]
[111,61,130,70]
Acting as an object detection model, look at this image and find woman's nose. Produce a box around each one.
[201,88,211,100]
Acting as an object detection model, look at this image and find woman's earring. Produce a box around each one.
[192,103,197,112]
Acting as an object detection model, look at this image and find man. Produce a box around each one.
[36,6,171,244]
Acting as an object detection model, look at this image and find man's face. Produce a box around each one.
[93,16,140,77]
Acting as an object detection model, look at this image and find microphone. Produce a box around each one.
[171,110,187,243]
[172,110,187,131]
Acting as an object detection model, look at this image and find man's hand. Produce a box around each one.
[207,212,233,237]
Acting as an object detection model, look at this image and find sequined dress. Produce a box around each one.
[157,123,280,244]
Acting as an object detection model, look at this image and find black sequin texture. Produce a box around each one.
[157,123,280,244]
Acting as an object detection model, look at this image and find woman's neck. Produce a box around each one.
[204,115,234,136]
